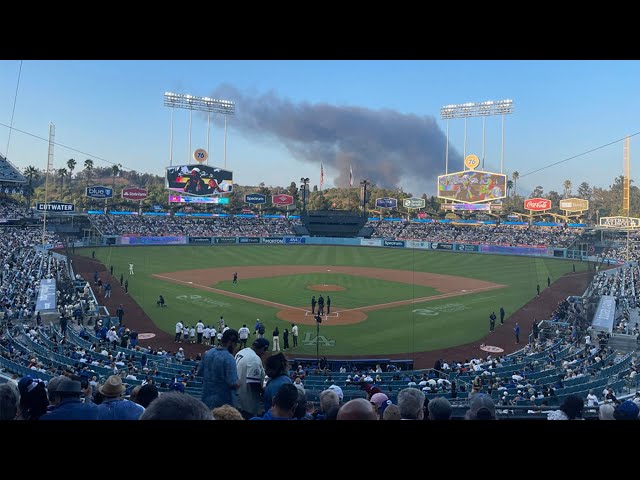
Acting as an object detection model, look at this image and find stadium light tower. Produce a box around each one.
[164,92,235,167]
[300,177,310,214]
[440,99,514,174]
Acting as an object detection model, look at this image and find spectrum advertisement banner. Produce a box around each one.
[188,237,212,244]
[456,244,480,252]
[238,237,261,244]
[285,237,306,244]
[262,237,284,244]
[214,237,237,244]
[120,236,187,245]
[383,240,405,247]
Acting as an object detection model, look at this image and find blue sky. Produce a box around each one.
[0,60,638,196]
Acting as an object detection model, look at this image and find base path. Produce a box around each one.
[152,265,505,325]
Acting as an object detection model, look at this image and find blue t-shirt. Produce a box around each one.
[198,347,239,409]
[263,375,293,413]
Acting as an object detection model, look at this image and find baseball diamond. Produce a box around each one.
[74,245,590,363]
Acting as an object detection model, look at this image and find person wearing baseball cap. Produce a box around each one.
[235,337,270,419]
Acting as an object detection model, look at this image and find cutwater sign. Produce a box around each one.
[86,185,113,199]
[36,202,75,213]
[245,193,267,204]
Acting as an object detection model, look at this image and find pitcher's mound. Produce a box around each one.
[308,284,345,291]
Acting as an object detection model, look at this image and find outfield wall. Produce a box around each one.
[97,235,570,259]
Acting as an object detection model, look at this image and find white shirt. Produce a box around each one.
[196,322,204,334]
[586,393,599,406]
[238,327,250,340]
[292,325,298,337]
[175,322,183,334]
[203,327,211,338]
[235,347,265,415]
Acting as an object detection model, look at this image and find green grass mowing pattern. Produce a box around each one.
[214,273,438,309]
[79,245,590,355]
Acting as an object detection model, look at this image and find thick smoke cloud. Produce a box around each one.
[210,84,461,190]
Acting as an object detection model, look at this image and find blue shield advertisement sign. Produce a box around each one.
[245,193,267,204]
[376,197,397,209]
[86,185,113,199]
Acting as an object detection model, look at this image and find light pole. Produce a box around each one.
[360,180,370,217]
[300,177,309,214]
[440,99,513,173]
[164,92,235,166]
[315,313,322,367]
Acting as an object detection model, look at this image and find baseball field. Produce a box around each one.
[78,245,589,356]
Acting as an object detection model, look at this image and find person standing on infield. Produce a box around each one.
[536,284,540,296]
[311,296,317,315]
[489,312,496,332]
[500,306,505,325]
[318,295,325,316]
[129,263,134,275]
[514,323,521,344]
[233,272,238,285]
[291,323,299,348]
[327,296,331,314]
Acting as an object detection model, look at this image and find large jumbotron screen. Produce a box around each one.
[437,170,507,204]
[165,164,233,196]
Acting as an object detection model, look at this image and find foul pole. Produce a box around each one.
[42,122,55,246]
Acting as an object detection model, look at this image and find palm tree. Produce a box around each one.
[23,166,39,210]
[57,168,67,191]
[66,158,76,189]
[84,159,94,187]
[506,180,514,198]
[563,179,572,199]
[111,163,121,190]
[512,171,520,198]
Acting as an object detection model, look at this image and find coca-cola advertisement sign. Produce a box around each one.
[122,187,148,201]
[524,198,551,211]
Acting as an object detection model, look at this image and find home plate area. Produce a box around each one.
[304,310,339,318]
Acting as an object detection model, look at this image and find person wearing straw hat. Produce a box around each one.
[96,375,144,420]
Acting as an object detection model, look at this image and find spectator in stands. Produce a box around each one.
[135,384,159,408]
[17,376,49,420]
[465,393,496,420]
[397,388,426,420]
[547,394,584,420]
[337,398,378,420]
[428,397,453,420]
[613,400,639,421]
[383,404,401,420]
[96,375,144,420]
[212,404,244,420]
[327,384,344,404]
[599,403,615,420]
[235,337,269,419]
[0,383,20,420]
[140,392,213,421]
[314,389,340,420]
[40,377,99,420]
[251,383,299,420]
[198,328,240,409]
[263,353,293,411]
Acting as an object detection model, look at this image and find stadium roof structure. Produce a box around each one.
[0,154,27,184]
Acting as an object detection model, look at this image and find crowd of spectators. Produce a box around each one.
[366,221,580,247]
[90,214,302,237]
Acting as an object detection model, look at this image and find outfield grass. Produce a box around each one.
[80,245,589,355]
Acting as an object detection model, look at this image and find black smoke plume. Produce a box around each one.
[209,84,461,190]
